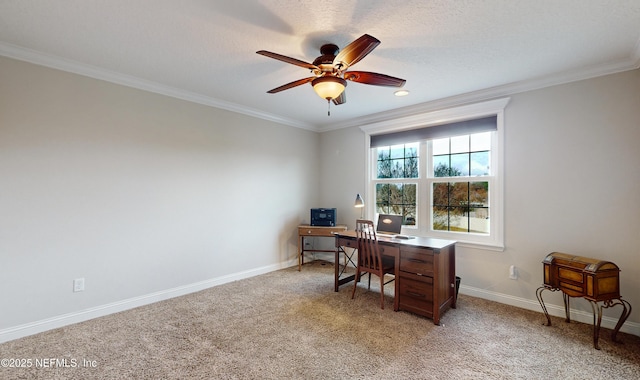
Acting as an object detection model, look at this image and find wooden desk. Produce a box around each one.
[297,224,347,271]
[335,231,457,325]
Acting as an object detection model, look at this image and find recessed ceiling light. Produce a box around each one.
[394,89,409,97]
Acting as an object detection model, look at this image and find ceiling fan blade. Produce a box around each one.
[266,77,315,93]
[332,91,346,105]
[343,71,406,87]
[256,50,319,70]
[333,34,380,69]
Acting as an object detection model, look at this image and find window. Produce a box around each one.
[431,133,491,234]
[374,143,418,225]
[363,98,509,249]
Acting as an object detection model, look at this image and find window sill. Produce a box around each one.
[454,241,505,252]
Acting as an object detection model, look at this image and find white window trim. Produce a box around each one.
[360,98,510,251]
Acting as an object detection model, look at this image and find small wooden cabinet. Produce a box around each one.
[536,252,632,349]
[541,252,620,301]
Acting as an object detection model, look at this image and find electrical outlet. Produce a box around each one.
[509,265,518,280]
[73,278,85,292]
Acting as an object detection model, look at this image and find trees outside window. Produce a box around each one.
[374,143,418,225]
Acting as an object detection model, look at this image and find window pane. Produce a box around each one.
[405,156,419,178]
[470,132,491,151]
[404,206,416,225]
[389,183,404,209]
[432,182,449,206]
[470,151,490,176]
[469,182,490,234]
[450,182,469,206]
[433,206,448,231]
[431,181,489,234]
[377,148,391,178]
[390,145,405,159]
[375,182,417,225]
[433,132,492,178]
[376,204,390,215]
[405,142,419,157]
[450,135,469,154]
[390,159,405,178]
[450,153,469,176]
[432,138,449,155]
[376,183,389,206]
[377,143,419,179]
[377,162,389,178]
[403,183,416,206]
[470,181,489,207]
[448,206,469,232]
[433,156,449,177]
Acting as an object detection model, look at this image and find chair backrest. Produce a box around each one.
[355,219,383,271]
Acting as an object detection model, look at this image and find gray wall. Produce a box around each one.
[320,69,640,334]
[2,54,638,341]
[0,56,319,339]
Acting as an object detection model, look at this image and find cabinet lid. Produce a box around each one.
[543,252,619,273]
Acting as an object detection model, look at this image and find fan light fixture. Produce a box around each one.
[257,34,406,115]
[312,76,346,100]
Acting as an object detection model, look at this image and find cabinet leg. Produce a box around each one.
[536,286,553,326]
[606,298,632,344]
[298,236,302,271]
[563,293,571,323]
[588,300,602,350]
[588,298,633,350]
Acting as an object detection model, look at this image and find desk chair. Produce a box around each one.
[351,219,395,309]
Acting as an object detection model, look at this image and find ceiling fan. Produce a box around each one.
[256,34,406,114]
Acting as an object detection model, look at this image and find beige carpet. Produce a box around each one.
[1,260,639,379]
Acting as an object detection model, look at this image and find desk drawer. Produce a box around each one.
[336,237,357,249]
[379,245,399,257]
[400,247,434,275]
[299,227,345,236]
[334,239,400,256]
[398,272,433,317]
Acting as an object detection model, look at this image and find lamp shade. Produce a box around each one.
[312,76,346,100]
[354,193,364,208]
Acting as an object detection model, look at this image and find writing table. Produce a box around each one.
[297,224,347,271]
[335,231,457,325]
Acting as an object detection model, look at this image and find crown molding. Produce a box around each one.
[0,42,316,131]
[1,41,637,134]
[323,35,640,132]
[321,54,640,133]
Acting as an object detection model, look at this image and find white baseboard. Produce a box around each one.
[0,260,297,344]
[3,262,637,343]
[459,285,639,337]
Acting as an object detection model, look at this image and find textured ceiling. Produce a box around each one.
[1,1,639,131]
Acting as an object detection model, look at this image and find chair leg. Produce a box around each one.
[368,272,372,289]
[351,268,360,299]
[379,275,385,309]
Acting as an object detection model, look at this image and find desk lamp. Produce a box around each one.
[354,193,364,218]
